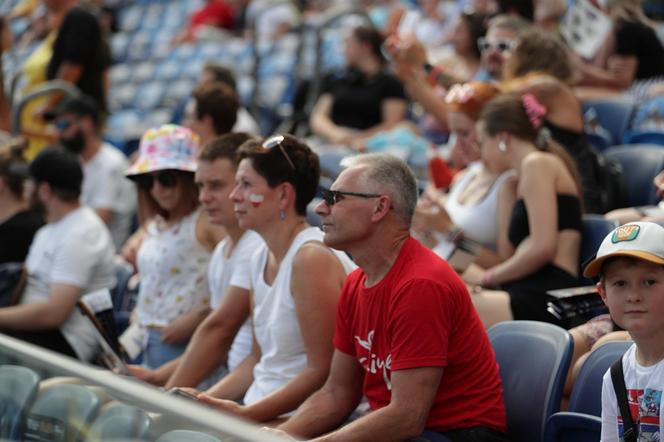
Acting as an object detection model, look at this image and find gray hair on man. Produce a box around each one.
[340,153,418,225]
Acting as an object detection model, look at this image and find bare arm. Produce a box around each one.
[487,156,559,284]
[309,94,357,144]
[0,284,81,330]
[165,285,251,388]
[314,367,443,442]
[277,350,365,438]
[41,62,84,112]
[575,54,637,90]
[160,305,211,345]
[205,333,260,401]
[236,244,345,421]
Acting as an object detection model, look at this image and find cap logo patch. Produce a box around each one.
[611,224,640,243]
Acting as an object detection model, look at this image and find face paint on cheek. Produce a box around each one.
[249,193,265,208]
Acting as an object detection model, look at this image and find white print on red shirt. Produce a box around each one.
[355,330,392,391]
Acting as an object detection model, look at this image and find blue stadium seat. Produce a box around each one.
[584,132,612,153]
[24,384,101,441]
[88,403,152,441]
[543,341,633,442]
[578,215,619,285]
[623,130,664,146]
[603,144,664,207]
[0,365,40,441]
[156,430,222,442]
[630,95,664,131]
[488,321,573,442]
[583,97,636,145]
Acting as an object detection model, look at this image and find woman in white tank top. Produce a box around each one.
[412,82,518,270]
[195,135,355,424]
[125,125,226,369]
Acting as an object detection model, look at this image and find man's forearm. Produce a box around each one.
[0,303,65,330]
[313,404,422,442]
[278,387,360,439]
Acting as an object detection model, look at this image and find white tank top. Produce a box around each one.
[444,162,515,251]
[136,208,212,327]
[243,227,356,407]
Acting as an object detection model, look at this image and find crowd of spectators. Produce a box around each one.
[1,0,664,440]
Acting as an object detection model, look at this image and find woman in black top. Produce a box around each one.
[310,26,408,151]
[0,142,44,264]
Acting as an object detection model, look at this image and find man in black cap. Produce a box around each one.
[0,147,115,361]
[53,95,136,250]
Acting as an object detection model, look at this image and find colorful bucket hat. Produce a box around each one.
[126,124,200,177]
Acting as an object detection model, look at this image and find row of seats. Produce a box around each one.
[488,321,632,442]
[0,365,223,441]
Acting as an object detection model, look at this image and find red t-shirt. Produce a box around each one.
[190,1,234,30]
[334,237,506,432]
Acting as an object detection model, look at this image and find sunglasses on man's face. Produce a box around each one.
[320,189,382,206]
[477,37,516,53]
[134,170,179,190]
[54,119,75,131]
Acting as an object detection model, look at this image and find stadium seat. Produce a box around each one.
[88,403,152,441]
[630,95,664,131]
[623,130,664,146]
[578,215,619,285]
[603,144,664,207]
[156,429,222,442]
[0,365,40,440]
[488,321,574,442]
[24,384,101,441]
[584,132,612,153]
[582,97,636,145]
[543,341,633,442]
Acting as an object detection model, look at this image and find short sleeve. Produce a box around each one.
[388,279,452,371]
[333,280,356,356]
[381,74,406,100]
[229,255,252,290]
[50,225,107,288]
[600,368,618,442]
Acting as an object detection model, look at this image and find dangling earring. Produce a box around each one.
[498,141,507,153]
[279,210,286,221]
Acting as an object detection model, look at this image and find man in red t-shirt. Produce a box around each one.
[274,153,507,441]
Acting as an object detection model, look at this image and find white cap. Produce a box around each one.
[583,222,664,278]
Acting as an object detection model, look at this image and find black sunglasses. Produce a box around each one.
[134,170,179,190]
[320,189,382,206]
[263,135,296,170]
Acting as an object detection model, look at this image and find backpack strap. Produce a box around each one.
[611,356,638,442]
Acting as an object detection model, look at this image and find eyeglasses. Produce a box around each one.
[477,37,516,53]
[320,189,382,206]
[134,170,179,190]
[263,135,296,170]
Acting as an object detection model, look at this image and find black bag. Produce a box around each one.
[546,287,609,329]
[611,357,638,442]
[0,262,26,307]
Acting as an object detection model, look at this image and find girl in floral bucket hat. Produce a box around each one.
[124,124,225,369]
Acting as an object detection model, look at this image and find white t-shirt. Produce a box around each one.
[601,343,664,441]
[22,206,116,361]
[208,230,263,371]
[233,108,261,136]
[243,227,356,410]
[81,143,136,251]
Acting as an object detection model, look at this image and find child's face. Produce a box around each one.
[598,258,664,339]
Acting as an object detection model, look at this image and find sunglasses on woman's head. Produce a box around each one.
[262,135,296,170]
[134,170,179,190]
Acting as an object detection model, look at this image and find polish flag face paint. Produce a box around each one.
[249,193,265,207]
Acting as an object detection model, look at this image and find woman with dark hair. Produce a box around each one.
[125,124,225,369]
[191,134,356,424]
[432,12,488,83]
[310,26,408,150]
[471,92,583,328]
[0,141,44,264]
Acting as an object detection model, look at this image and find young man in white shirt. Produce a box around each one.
[0,148,115,361]
[53,95,136,250]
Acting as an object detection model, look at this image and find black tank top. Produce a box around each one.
[508,195,583,247]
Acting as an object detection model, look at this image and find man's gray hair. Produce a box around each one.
[340,153,418,225]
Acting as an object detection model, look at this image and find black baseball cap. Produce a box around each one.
[48,95,100,127]
[29,147,83,195]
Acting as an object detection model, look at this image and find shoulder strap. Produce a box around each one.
[611,357,638,442]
